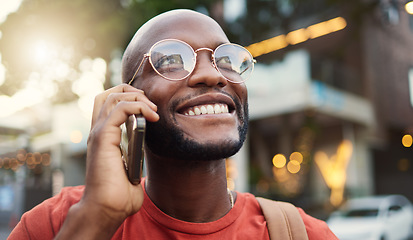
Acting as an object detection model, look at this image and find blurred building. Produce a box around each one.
[0,102,88,231]
[232,0,413,216]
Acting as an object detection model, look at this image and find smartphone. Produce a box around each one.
[120,114,146,184]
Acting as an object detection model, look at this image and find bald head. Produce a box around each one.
[121,9,228,84]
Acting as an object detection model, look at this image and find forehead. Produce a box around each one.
[144,13,229,50]
[121,11,230,84]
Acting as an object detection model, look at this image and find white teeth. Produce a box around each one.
[207,105,214,114]
[183,104,230,116]
[222,105,228,113]
[194,107,201,115]
[200,106,207,114]
[214,104,221,114]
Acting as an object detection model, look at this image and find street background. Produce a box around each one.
[1,0,413,238]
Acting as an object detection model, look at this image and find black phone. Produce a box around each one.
[120,114,146,184]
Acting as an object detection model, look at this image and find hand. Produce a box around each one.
[85,83,158,219]
[56,84,158,239]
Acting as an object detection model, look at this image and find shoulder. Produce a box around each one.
[297,208,339,240]
[24,185,84,217]
[9,185,85,239]
[37,185,85,216]
[32,185,85,222]
[235,192,264,214]
[51,185,85,205]
[252,196,338,240]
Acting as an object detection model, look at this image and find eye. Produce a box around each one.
[153,54,184,72]
[216,56,234,69]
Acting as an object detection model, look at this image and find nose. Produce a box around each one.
[187,51,228,87]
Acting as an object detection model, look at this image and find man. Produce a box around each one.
[9,9,338,239]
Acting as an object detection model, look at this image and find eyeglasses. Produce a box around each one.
[128,39,256,85]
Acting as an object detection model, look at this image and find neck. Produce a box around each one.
[144,151,233,223]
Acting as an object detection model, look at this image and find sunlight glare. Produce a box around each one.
[406,1,413,15]
[0,0,24,23]
[92,58,107,81]
[0,87,44,117]
[74,57,106,117]
[0,54,6,86]
[34,40,57,64]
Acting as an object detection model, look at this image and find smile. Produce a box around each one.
[182,103,229,116]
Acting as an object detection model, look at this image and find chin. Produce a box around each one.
[146,100,249,161]
[174,138,244,161]
[145,120,248,161]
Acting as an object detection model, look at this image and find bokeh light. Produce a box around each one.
[70,130,83,144]
[0,54,6,86]
[272,154,287,168]
[287,160,301,174]
[315,140,353,206]
[405,1,413,15]
[226,158,238,190]
[398,158,410,172]
[285,28,308,45]
[402,134,412,147]
[0,149,52,171]
[0,0,24,23]
[247,16,347,57]
[290,152,303,164]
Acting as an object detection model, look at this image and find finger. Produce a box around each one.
[104,101,160,128]
[92,84,143,126]
[91,84,154,128]
[92,85,139,127]
[106,92,157,112]
[95,92,157,125]
[87,102,158,155]
[94,84,142,111]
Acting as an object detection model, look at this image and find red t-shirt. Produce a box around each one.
[9,185,337,239]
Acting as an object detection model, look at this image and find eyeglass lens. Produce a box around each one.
[149,40,195,81]
[148,40,254,82]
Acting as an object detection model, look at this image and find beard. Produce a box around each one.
[145,99,249,162]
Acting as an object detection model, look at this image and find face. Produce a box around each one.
[130,12,249,161]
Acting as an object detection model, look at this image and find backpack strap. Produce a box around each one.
[256,197,309,240]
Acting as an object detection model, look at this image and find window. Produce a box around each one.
[389,205,402,212]
[345,209,379,217]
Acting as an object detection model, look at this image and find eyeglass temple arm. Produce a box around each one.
[128,54,149,85]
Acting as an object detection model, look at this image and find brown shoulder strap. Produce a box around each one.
[256,197,309,240]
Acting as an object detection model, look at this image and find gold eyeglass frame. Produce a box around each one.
[128,39,256,86]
